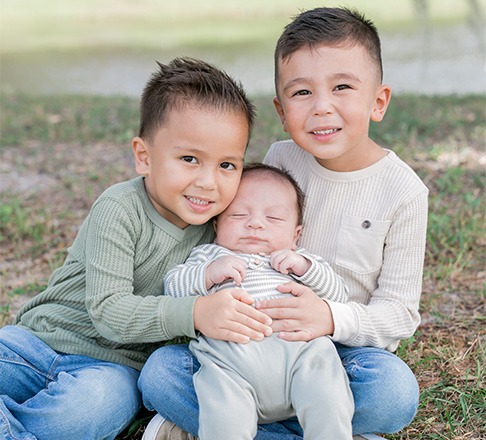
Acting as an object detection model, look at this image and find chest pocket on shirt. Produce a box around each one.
[335,215,391,275]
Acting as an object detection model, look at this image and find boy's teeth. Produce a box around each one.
[188,197,209,205]
[313,128,338,135]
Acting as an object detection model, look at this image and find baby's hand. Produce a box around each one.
[206,256,247,289]
[270,249,311,277]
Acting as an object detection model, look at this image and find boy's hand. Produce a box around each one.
[206,256,246,289]
[255,281,334,341]
[194,288,273,344]
[269,250,311,277]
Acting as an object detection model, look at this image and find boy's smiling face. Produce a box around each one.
[132,105,248,229]
[274,43,391,172]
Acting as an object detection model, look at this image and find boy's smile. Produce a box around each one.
[132,105,248,229]
[274,43,390,172]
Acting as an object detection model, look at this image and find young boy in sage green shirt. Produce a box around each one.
[0,57,271,440]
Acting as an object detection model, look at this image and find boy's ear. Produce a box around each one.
[273,96,289,133]
[370,84,391,122]
[132,137,150,176]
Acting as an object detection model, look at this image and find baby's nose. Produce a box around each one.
[246,217,264,229]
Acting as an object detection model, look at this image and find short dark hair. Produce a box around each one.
[138,57,256,141]
[274,7,383,88]
[242,163,305,226]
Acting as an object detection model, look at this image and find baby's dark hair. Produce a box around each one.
[275,7,383,89]
[242,163,305,226]
[138,57,256,141]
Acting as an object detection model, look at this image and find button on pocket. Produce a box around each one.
[361,220,372,229]
[336,215,391,274]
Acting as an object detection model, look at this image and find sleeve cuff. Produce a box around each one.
[327,301,358,343]
[293,253,319,284]
[163,295,198,339]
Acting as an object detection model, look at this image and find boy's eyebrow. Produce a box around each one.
[282,78,307,92]
[173,146,244,162]
[330,73,362,83]
[282,72,361,91]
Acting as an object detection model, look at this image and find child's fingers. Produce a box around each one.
[219,331,251,344]
[255,293,299,312]
[205,313,272,343]
[225,294,274,339]
[254,283,333,340]
[269,250,289,273]
[229,288,254,305]
[277,330,313,342]
[230,267,245,285]
[234,301,273,329]
[225,258,246,285]
[276,281,309,296]
[220,321,267,344]
[193,290,273,343]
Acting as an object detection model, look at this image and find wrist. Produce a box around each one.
[193,296,205,332]
[302,258,312,274]
[294,257,312,277]
[204,268,214,290]
[322,300,335,336]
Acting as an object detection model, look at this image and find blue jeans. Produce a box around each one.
[138,342,419,438]
[0,326,142,440]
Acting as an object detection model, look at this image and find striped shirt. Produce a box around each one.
[164,244,348,303]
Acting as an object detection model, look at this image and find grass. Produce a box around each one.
[1,92,485,439]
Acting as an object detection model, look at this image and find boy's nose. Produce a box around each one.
[194,169,217,190]
[312,93,333,115]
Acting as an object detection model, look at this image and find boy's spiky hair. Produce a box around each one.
[274,7,383,88]
[242,163,305,226]
[139,57,256,141]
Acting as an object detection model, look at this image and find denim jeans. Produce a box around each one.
[0,326,142,440]
[138,342,419,438]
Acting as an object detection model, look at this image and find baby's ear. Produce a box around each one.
[371,84,391,122]
[132,137,150,175]
[292,225,303,249]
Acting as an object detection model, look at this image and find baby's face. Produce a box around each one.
[214,174,301,254]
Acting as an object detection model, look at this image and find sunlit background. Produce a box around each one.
[1,0,485,96]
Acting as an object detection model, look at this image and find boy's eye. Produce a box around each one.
[220,162,236,170]
[335,84,350,91]
[181,156,197,164]
[292,89,311,97]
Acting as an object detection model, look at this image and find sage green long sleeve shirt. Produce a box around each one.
[15,177,214,370]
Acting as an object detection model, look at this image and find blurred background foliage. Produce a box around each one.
[1,0,484,97]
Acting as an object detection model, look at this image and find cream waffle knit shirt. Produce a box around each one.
[264,140,429,351]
